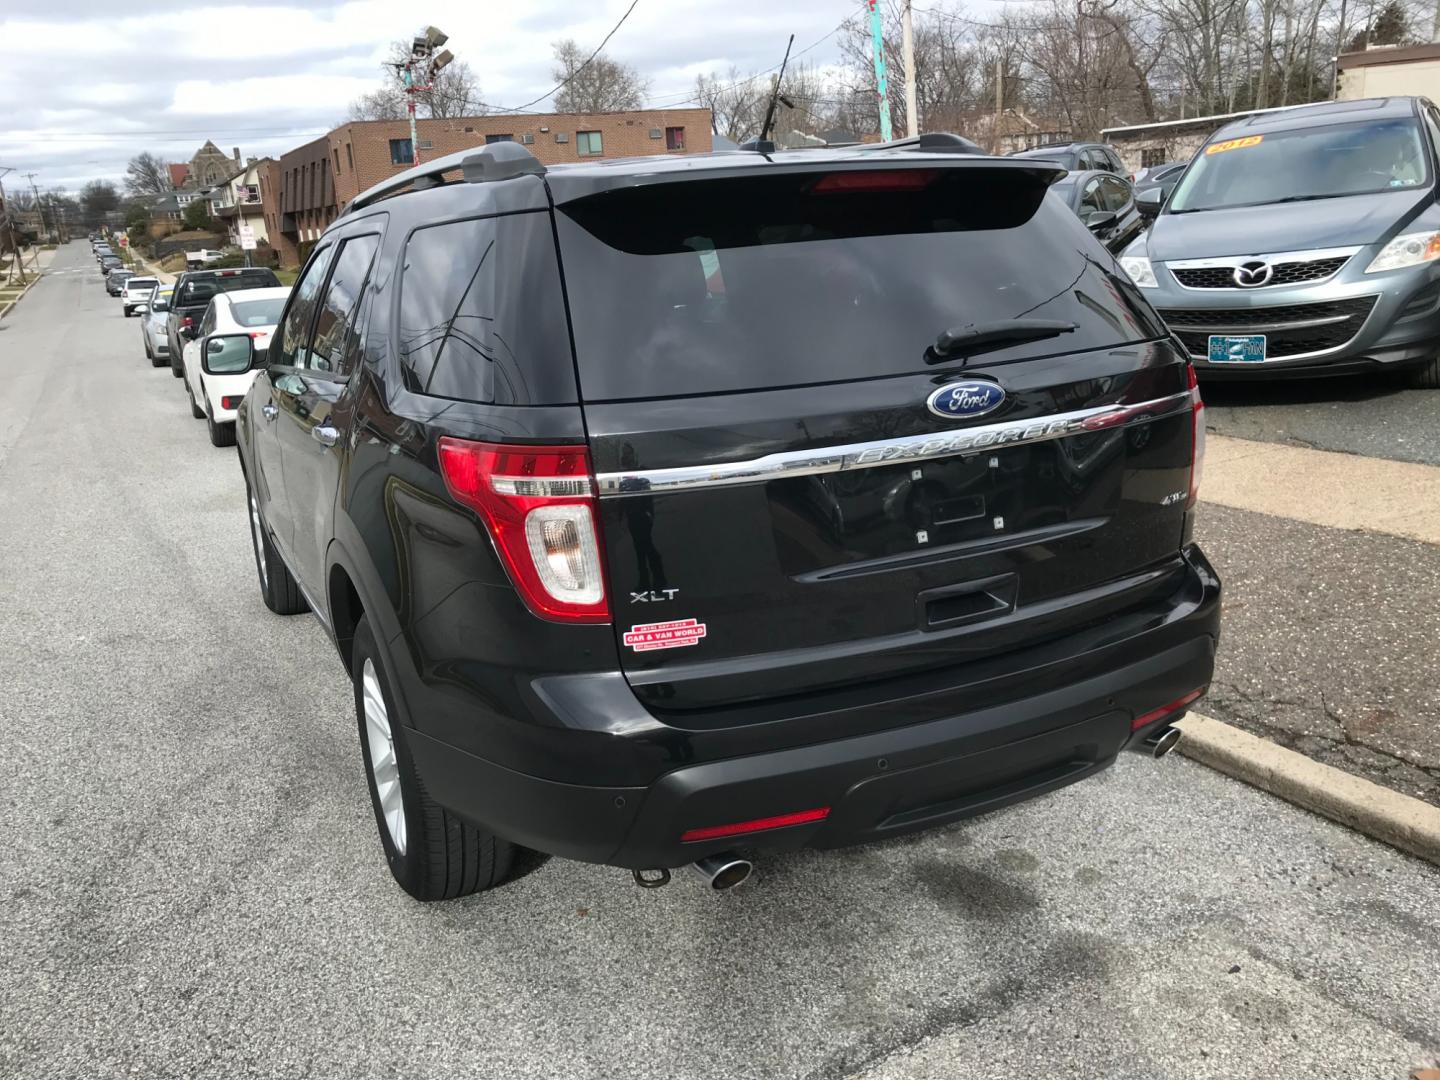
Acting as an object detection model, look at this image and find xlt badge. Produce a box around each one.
[630,589,679,603]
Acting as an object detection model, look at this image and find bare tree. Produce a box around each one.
[124,152,171,196]
[694,67,768,140]
[80,180,119,217]
[348,40,483,120]
[551,39,648,113]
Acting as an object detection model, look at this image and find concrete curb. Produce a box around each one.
[1176,712,1440,868]
[0,271,43,320]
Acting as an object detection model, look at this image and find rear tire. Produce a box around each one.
[246,482,307,615]
[150,351,167,369]
[207,405,236,447]
[143,336,153,360]
[1408,355,1440,389]
[351,616,515,901]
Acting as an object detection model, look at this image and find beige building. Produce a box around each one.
[1337,43,1440,100]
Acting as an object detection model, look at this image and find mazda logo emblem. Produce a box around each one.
[1233,260,1273,287]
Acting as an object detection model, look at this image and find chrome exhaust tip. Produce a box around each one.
[690,852,753,891]
[1145,726,1183,759]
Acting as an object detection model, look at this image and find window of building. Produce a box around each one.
[666,126,685,151]
[346,143,354,171]
[390,138,414,165]
[485,133,514,144]
[396,213,574,404]
[1140,147,1168,168]
[334,148,341,174]
[576,130,603,156]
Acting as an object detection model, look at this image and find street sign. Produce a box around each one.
[238,224,256,251]
[117,234,129,248]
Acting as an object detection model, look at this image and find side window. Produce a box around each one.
[1079,150,1100,171]
[396,212,576,405]
[308,235,381,374]
[273,246,336,369]
[1106,150,1125,174]
[200,301,217,336]
[1425,107,1440,162]
[1101,176,1132,212]
[1079,178,1105,219]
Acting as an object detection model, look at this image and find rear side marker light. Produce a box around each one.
[681,807,832,843]
[1132,687,1206,731]
[437,438,609,624]
[1186,362,1206,509]
[220,396,244,410]
[812,169,939,193]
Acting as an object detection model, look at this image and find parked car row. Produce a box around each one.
[109,256,287,447]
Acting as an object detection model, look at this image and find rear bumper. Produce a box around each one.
[410,546,1221,870]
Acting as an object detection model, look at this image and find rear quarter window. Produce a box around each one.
[395,210,576,405]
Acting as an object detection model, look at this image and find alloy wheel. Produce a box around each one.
[361,659,406,854]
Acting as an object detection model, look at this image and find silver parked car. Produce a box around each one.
[141,285,174,367]
[1121,96,1440,387]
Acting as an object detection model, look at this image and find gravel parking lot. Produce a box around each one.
[3,245,1438,1079]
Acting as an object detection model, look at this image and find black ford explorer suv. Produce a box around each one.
[235,140,1219,900]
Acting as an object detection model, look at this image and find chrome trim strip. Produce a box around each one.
[1175,296,1379,364]
[1167,313,1352,334]
[595,392,1192,497]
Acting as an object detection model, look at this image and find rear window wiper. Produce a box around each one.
[927,319,1077,363]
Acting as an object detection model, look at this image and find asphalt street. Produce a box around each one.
[1204,373,1440,466]
[2,243,1439,1080]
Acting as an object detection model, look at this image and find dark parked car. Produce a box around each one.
[238,141,1218,901]
[1009,141,1127,175]
[1132,161,1189,219]
[165,266,282,377]
[1047,169,1146,253]
[104,268,134,295]
[99,256,123,276]
[1122,96,1440,387]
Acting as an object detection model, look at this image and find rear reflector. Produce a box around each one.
[1186,362,1205,509]
[220,396,244,410]
[1132,687,1206,731]
[436,438,609,624]
[681,807,831,843]
[812,169,939,193]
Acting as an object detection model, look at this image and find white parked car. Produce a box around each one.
[181,286,289,447]
[121,276,159,317]
[184,249,225,268]
[141,285,174,366]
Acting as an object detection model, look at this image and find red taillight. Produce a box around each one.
[1132,687,1206,731]
[436,438,609,624]
[812,169,938,193]
[1186,362,1205,509]
[182,316,193,329]
[681,807,831,843]
[220,395,244,409]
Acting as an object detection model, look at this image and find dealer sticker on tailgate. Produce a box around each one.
[623,618,708,652]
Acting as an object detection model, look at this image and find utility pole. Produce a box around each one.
[399,26,454,168]
[994,57,1004,153]
[24,173,48,242]
[0,168,27,287]
[901,0,919,138]
[867,0,893,141]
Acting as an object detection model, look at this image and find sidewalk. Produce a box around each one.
[1196,437,1440,807]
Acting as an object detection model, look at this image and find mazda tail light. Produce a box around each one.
[436,438,609,624]
[1186,362,1205,509]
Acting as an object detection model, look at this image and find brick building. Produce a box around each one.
[262,108,712,266]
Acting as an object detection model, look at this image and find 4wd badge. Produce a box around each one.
[623,618,707,652]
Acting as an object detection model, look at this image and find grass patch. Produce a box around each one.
[275,268,299,286]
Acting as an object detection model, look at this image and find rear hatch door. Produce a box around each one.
[551,159,1195,713]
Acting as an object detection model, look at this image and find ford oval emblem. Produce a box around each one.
[926,380,1006,421]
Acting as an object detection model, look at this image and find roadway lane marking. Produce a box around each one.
[1202,433,1440,546]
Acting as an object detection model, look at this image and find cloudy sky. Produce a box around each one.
[0,0,882,195]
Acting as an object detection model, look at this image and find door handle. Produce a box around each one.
[261,404,278,421]
[312,423,340,448]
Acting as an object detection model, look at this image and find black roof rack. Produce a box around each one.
[865,131,985,154]
[341,141,545,217]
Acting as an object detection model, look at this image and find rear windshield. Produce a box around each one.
[1169,118,1429,213]
[127,278,157,289]
[556,168,1164,400]
[179,271,280,305]
[231,298,286,327]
